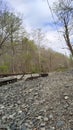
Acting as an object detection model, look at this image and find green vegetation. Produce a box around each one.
[0,65,9,73]
[0,0,72,74]
[55,66,68,72]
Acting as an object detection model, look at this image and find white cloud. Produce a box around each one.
[5,0,70,55]
[6,0,55,27]
[45,29,70,55]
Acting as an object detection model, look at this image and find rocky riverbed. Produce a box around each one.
[0,70,73,130]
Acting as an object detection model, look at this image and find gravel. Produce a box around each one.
[0,69,73,130]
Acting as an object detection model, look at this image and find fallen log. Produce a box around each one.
[40,73,48,77]
[25,75,40,81]
[0,128,7,130]
[0,78,17,86]
[25,73,48,81]
[0,72,31,77]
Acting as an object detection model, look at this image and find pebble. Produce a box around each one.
[18,110,22,114]
[10,123,17,130]
[8,114,14,119]
[63,103,69,109]
[21,125,27,130]
[2,116,7,121]
[57,120,65,127]
[25,123,31,128]
[0,105,5,109]
[0,126,10,130]
[50,107,53,110]
[0,110,4,116]
[49,126,55,130]
[65,85,70,88]
[44,117,48,121]
[49,114,53,120]
[63,93,68,96]
[40,127,45,130]
[69,111,73,116]
[17,101,21,105]
[40,123,45,127]
[64,96,69,100]
[37,116,42,120]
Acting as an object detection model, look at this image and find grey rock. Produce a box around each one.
[57,120,65,127]
[40,127,45,130]
[40,123,45,127]
[69,111,73,116]
[65,85,70,88]
[44,117,48,122]
[66,128,72,130]
[10,123,17,130]
[63,103,69,109]
[0,105,5,109]
[2,116,7,121]
[17,100,21,105]
[0,110,4,116]
[49,126,55,130]
[49,114,53,120]
[63,93,68,96]
[50,107,53,110]
[0,126,10,130]
[21,125,27,130]
[18,110,22,114]
[25,123,31,128]
[64,96,69,100]
[8,113,16,119]
[37,116,42,120]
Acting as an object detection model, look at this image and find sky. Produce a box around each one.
[5,0,69,55]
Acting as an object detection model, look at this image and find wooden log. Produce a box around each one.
[0,128,7,130]
[25,73,48,81]
[26,75,40,81]
[0,72,31,77]
[0,78,17,86]
[40,73,48,77]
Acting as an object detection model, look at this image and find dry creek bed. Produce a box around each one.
[0,69,73,130]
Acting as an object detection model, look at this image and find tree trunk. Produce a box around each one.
[64,18,73,56]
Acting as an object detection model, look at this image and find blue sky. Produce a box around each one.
[5,0,69,55]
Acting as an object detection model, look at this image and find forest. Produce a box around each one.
[0,0,73,74]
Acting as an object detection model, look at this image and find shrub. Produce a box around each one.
[0,65,9,73]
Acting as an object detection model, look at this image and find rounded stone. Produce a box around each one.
[44,117,48,122]
[57,120,65,127]
[49,114,53,119]
[64,96,69,100]
[37,116,42,120]
[40,123,45,127]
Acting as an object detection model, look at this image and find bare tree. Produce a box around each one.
[0,2,8,48]
[0,0,22,72]
[53,0,73,56]
[0,0,21,50]
[9,13,22,73]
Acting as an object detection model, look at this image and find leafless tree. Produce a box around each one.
[0,0,21,49]
[53,0,73,56]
